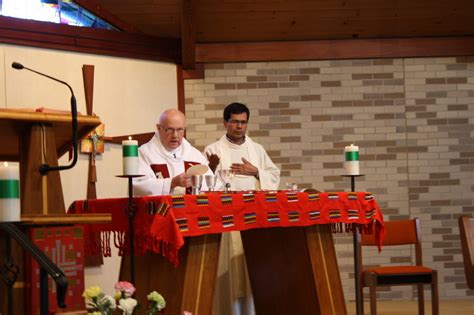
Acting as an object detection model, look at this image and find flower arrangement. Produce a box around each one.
[83,281,166,315]
[83,285,116,314]
[147,291,166,314]
[114,281,137,315]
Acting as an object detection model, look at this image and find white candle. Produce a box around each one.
[344,144,360,175]
[0,162,20,222]
[122,137,138,175]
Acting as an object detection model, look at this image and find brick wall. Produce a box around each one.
[184,57,474,301]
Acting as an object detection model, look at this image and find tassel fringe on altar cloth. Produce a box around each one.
[68,191,385,266]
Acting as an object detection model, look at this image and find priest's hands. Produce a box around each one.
[206,153,220,173]
[171,173,191,188]
[231,158,259,177]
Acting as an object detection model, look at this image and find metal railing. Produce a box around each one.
[0,222,67,315]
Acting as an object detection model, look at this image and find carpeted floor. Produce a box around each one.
[347,299,474,315]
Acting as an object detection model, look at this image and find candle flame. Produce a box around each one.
[128,136,132,140]
[3,162,8,167]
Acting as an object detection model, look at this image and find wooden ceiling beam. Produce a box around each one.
[74,0,140,33]
[196,36,474,63]
[181,0,196,70]
[0,16,180,63]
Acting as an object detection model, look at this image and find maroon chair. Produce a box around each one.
[356,218,439,315]
[458,215,474,290]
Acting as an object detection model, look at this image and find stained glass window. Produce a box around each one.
[0,0,119,31]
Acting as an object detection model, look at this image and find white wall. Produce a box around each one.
[0,44,177,295]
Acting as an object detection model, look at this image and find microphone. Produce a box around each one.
[11,62,24,70]
[12,61,78,175]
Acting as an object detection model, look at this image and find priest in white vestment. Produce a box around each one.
[133,108,212,196]
[204,102,281,315]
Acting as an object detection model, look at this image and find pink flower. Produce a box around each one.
[114,281,136,297]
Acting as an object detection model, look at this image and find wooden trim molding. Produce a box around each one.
[181,0,196,70]
[0,16,180,63]
[182,63,204,80]
[4,14,473,67]
[177,66,186,114]
[196,36,474,63]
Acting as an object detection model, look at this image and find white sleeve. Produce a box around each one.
[256,147,281,190]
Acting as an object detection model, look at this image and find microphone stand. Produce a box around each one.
[11,62,78,175]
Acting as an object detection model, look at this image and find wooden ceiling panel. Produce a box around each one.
[92,0,474,42]
[120,14,180,38]
[95,0,180,37]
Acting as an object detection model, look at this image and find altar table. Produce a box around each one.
[69,191,384,315]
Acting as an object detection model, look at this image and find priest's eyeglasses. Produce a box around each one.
[162,127,185,135]
[227,119,248,125]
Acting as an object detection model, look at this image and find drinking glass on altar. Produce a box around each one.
[285,182,298,191]
[217,169,234,192]
[204,174,217,191]
[191,174,203,194]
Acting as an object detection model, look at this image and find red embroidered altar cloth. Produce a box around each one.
[68,191,384,266]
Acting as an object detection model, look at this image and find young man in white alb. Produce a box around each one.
[204,102,280,191]
[205,102,280,315]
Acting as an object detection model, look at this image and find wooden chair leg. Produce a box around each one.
[369,284,377,315]
[359,282,364,315]
[417,284,425,315]
[432,271,439,315]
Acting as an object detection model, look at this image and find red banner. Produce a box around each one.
[27,226,85,314]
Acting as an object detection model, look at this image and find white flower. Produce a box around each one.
[85,299,98,309]
[118,297,138,315]
[103,295,116,309]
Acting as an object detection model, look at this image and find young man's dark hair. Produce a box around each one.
[223,102,250,121]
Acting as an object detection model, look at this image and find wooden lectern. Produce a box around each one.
[0,109,101,213]
[0,109,103,314]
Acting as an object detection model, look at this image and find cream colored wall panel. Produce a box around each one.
[0,44,177,297]
[0,49,5,106]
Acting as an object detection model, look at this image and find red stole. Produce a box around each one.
[150,161,201,194]
[150,161,201,179]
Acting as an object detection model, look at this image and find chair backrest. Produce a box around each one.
[458,215,474,290]
[358,218,423,266]
[303,188,320,193]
